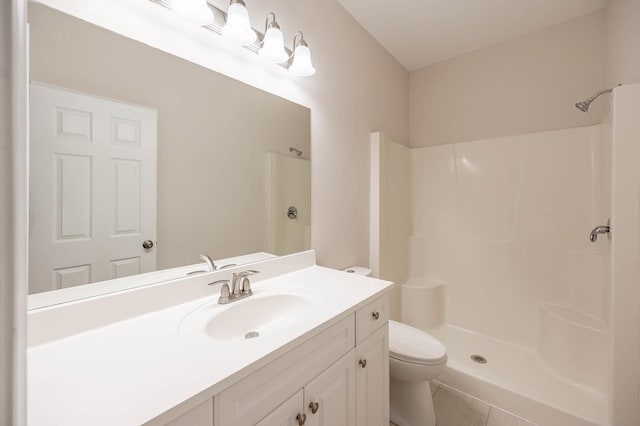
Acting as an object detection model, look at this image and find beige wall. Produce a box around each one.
[605,0,640,86]
[29,4,310,270]
[409,11,606,147]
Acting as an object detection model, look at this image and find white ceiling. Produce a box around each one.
[336,0,608,71]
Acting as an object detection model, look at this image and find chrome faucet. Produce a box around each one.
[199,254,237,272]
[590,219,611,243]
[213,270,260,304]
[200,255,217,271]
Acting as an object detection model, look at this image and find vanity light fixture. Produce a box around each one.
[221,0,257,45]
[258,13,289,64]
[288,32,316,77]
[150,0,316,77]
[170,0,214,26]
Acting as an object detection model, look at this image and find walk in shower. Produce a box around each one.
[370,83,640,426]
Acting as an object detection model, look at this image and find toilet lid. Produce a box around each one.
[389,320,447,365]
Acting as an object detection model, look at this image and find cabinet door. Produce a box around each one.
[355,324,389,426]
[304,351,356,426]
[256,390,304,426]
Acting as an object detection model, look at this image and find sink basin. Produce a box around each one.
[180,288,319,342]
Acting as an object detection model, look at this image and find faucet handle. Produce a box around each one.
[219,263,237,269]
[240,277,252,295]
[236,270,259,295]
[209,279,230,287]
[209,280,231,304]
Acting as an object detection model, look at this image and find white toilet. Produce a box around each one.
[342,267,447,426]
[389,320,447,426]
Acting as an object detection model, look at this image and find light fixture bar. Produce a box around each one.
[150,0,293,67]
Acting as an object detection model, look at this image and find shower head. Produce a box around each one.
[575,101,591,112]
[289,146,303,158]
[575,84,621,113]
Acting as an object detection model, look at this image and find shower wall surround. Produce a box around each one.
[409,125,611,389]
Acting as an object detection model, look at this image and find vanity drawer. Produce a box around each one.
[215,315,355,426]
[356,295,389,344]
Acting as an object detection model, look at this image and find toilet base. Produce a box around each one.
[390,378,435,426]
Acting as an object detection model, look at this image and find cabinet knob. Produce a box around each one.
[309,401,319,414]
[296,413,307,425]
[359,359,367,368]
[371,311,380,320]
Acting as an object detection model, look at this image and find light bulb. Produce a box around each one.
[171,0,214,26]
[289,44,316,77]
[222,2,257,45]
[259,27,288,63]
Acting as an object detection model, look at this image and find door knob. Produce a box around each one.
[142,240,154,249]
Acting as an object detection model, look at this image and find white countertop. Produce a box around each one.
[27,263,392,425]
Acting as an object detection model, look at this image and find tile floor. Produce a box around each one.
[390,382,536,426]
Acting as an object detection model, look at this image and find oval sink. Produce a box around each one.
[179,288,320,342]
[205,294,311,341]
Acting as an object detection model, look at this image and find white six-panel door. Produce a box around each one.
[29,82,157,294]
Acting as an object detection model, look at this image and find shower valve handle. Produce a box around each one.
[589,219,611,243]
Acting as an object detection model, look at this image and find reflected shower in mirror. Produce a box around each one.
[27,3,311,305]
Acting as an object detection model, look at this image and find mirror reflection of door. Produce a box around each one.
[29,83,157,294]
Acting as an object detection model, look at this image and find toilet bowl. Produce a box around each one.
[389,320,447,426]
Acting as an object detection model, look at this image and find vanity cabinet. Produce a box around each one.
[164,295,389,426]
[164,399,214,426]
[255,390,303,426]
[215,315,356,426]
[256,351,356,426]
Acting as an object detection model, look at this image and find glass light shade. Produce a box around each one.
[289,45,316,77]
[222,3,257,45]
[259,27,289,63]
[171,0,214,26]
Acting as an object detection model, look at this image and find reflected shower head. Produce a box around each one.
[575,84,620,113]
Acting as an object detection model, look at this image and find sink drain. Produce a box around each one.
[245,331,259,339]
[470,354,487,364]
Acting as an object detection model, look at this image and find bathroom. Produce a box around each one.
[1,0,640,425]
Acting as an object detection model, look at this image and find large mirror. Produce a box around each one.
[27,3,311,308]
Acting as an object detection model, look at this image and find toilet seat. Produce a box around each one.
[389,320,446,365]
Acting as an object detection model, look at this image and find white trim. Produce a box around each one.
[13,1,28,424]
[369,132,381,278]
[609,83,640,426]
[1,0,28,425]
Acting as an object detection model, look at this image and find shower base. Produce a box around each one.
[429,325,608,426]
